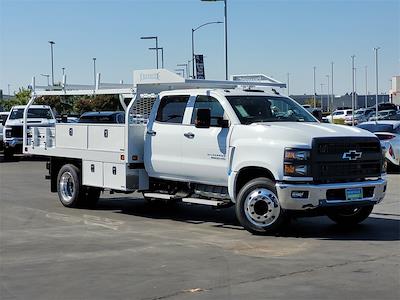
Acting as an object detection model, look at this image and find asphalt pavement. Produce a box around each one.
[0,156,399,300]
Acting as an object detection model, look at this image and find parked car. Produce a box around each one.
[370,103,398,112]
[387,111,400,121]
[358,121,400,169]
[56,114,79,123]
[78,111,125,124]
[351,108,375,125]
[369,110,397,121]
[325,109,352,124]
[0,111,10,150]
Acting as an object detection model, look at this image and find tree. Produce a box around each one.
[73,95,121,114]
[0,88,31,111]
[304,97,321,108]
[35,95,75,116]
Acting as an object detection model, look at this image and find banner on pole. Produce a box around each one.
[195,55,205,79]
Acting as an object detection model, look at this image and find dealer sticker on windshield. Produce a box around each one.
[345,188,363,200]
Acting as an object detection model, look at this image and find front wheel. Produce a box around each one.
[327,205,374,225]
[235,177,287,235]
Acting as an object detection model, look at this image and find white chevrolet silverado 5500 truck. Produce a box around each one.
[23,70,387,234]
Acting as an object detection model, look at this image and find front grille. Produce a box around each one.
[9,126,23,138]
[319,162,381,178]
[317,141,380,154]
[312,137,382,182]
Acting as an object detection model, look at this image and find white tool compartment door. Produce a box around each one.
[55,124,88,149]
[82,161,104,187]
[181,95,229,186]
[144,95,190,179]
[104,163,126,190]
[87,125,125,152]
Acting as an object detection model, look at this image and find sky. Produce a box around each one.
[0,0,399,96]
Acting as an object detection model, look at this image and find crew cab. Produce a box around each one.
[3,105,55,159]
[23,70,387,234]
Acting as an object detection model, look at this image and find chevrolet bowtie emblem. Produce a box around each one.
[342,150,362,160]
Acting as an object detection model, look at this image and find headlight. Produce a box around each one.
[284,149,310,161]
[284,148,311,177]
[5,128,12,138]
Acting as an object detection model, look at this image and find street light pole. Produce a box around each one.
[7,84,10,96]
[191,21,223,79]
[201,0,228,79]
[326,75,330,112]
[141,36,159,69]
[175,68,185,77]
[188,59,193,78]
[374,47,380,121]
[223,0,228,80]
[177,64,189,78]
[286,73,290,96]
[313,66,316,108]
[365,65,368,108]
[351,55,355,126]
[92,58,96,87]
[331,62,334,112]
[48,41,55,86]
[320,83,324,111]
[40,74,50,86]
[149,47,164,68]
[62,67,65,76]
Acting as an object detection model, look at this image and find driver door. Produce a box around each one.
[180,95,230,186]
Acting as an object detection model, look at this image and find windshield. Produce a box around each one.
[358,123,395,133]
[226,96,317,124]
[9,108,53,120]
[355,110,365,116]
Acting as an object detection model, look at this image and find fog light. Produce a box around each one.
[291,191,309,199]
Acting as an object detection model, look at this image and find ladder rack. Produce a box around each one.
[29,69,286,97]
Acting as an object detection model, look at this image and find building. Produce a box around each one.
[389,76,400,105]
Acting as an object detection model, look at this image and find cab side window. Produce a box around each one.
[156,95,190,124]
[191,95,226,127]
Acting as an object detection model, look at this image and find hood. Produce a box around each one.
[5,118,55,126]
[250,122,376,145]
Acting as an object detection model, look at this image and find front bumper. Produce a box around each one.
[276,178,386,210]
[4,138,23,149]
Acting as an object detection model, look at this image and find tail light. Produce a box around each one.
[376,134,396,140]
[389,145,394,158]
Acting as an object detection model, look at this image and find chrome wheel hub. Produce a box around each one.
[59,172,74,203]
[244,188,280,227]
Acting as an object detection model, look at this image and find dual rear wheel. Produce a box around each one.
[57,164,100,208]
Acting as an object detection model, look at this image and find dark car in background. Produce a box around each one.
[78,111,125,124]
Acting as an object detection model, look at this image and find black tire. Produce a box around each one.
[235,177,287,235]
[57,164,85,208]
[327,205,374,225]
[3,148,14,160]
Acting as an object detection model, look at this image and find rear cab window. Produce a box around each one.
[156,95,190,124]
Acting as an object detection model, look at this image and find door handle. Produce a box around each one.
[147,130,156,136]
[184,132,195,139]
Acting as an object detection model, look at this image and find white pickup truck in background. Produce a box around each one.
[3,105,55,159]
[22,69,387,234]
